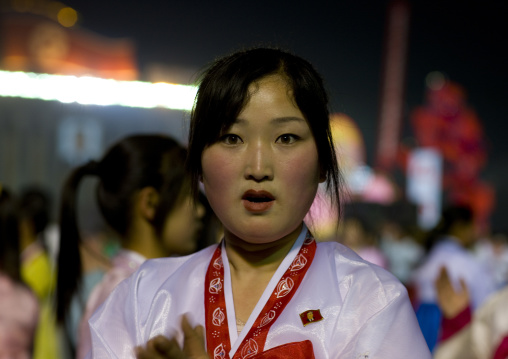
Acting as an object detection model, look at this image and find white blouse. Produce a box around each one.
[87,226,431,358]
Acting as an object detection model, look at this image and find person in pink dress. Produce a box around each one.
[54,134,205,359]
[0,186,39,359]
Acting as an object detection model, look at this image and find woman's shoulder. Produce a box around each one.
[311,241,412,329]
[316,241,406,297]
[90,246,217,325]
[133,245,217,286]
[142,244,216,268]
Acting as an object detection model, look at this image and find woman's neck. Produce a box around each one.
[224,223,304,323]
[224,223,303,276]
[123,225,168,259]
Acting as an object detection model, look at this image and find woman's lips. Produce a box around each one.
[242,190,275,213]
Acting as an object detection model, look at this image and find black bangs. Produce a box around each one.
[187,47,344,223]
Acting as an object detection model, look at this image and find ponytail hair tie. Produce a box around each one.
[84,160,100,176]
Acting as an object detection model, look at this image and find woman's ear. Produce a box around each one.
[137,187,160,221]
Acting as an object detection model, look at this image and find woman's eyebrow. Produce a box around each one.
[231,118,246,125]
[233,117,305,126]
[271,116,306,124]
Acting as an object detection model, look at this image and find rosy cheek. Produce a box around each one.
[281,155,320,186]
[202,150,234,191]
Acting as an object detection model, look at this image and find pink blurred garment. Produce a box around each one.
[0,273,39,359]
[76,250,145,359]
[86,225,431,359]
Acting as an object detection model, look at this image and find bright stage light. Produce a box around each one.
[0,70,198,111]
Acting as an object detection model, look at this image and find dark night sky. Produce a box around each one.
[61,0,508,227]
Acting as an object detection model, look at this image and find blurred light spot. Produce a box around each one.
[57,7,78,27]
[46,1,66,21]
[425,71,446,91]
[0,70,198,110]
[348,165,374,194]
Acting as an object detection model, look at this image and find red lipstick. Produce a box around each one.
[242,190,275,213]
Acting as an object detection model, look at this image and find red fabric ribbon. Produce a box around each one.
[204,234,316,359]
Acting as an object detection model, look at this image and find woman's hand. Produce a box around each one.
[435,266,470,318]
[135,316,209,359]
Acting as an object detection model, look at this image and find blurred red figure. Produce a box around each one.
[409,76,494,233]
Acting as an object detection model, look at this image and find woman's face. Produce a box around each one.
[161,193,205,255]
[201,74,322,245]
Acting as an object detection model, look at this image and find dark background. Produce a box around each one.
[5,0,508,229]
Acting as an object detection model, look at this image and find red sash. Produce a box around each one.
[204,233,316,359]
[493,335,508,359]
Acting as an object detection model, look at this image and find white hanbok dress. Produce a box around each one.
[86,225,431,359]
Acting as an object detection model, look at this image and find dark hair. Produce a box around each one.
[424,204,474,252]
[0,186,21,281]
[18,186,51,252]
[342,211,379,246]
[56,134,188,323]
[187,47,343,219]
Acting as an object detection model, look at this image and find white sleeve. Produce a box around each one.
[87,272,142,359]
[344,286,432,359]
[85,252,209,359]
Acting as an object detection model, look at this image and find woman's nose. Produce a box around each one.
[243,141,274,181]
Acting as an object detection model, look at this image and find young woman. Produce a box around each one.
[86,48,431,359]
[0,185,39,359]
[54,134,205,358]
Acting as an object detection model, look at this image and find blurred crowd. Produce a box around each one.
[1,134,507,359]
[0,134,221,359]
[335,201,508,358]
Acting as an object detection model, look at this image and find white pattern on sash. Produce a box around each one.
[213,307,226,326]
[258,310,276,328]
[240,338,259,359]
[275,277,294,298]
[209,277,222,294]
[214,343,227,359]
[213,257,223,270]
[290,253,307,271]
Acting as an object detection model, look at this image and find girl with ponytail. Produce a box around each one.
[55,134,205,359]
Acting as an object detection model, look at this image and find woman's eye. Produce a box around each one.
[221,134,243,145]
[276,134,299,145]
